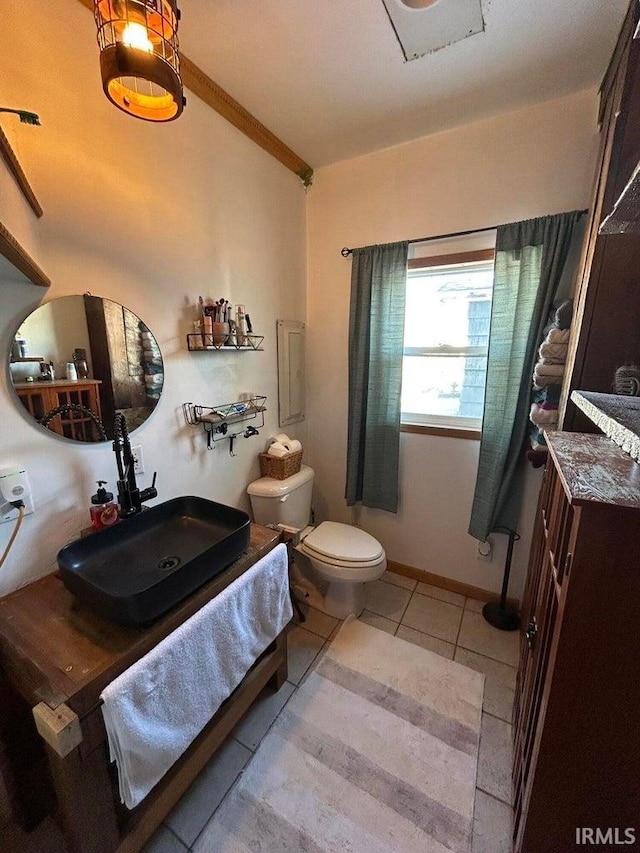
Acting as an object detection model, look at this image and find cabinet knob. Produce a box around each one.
[525,619,538,649]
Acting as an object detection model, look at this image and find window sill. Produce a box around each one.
[401,423,481,441]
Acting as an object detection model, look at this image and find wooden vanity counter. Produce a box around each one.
[0,523,286,853]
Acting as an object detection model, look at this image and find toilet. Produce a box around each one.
[247,465,386,619]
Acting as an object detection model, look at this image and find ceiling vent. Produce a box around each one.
[381,0,484,61]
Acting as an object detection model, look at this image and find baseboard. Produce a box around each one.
[386,559,520,610]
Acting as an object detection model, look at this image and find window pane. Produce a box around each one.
[404,264,493,349]
[401,259,493,426]
[401,354,488,420]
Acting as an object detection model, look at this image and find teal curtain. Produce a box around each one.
[469,211,585,541]
[345,241,408,513]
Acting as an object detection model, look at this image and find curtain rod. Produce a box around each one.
[340,211,588,256]
[340,225,499,257]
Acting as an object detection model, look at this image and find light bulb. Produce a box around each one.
[122,21,154,53]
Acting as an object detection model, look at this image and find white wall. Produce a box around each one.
[306,90,600,602]
[0,0,307,596]
[0,2,601,605]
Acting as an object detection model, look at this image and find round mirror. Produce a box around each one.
[8,295,163,443]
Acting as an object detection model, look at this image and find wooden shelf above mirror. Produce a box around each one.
[0,125,42,218]
[0,219,50,288]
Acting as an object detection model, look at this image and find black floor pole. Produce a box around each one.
[482,527,521,631]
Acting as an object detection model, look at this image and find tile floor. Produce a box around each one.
[3,570,517,853]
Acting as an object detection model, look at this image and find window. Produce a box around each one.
[401,251,494,432]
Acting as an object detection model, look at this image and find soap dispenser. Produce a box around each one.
[90,481,119,530]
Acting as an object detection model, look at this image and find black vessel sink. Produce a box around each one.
[57,496,251,627]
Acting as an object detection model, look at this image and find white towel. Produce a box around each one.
[533,361,565,389]
[100,544,292,809]
[538,341,568,363]
[546,327,570,344]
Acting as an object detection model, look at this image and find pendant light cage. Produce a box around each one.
[94,0,185,122]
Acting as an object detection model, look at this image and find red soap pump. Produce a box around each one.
[90,481,120,530]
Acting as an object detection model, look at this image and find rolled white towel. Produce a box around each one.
[533,362,565,389]
[534,361,564,377]
[546,328,570,344]
[267,442,290,458]
[282,439,302,454]
[538,341,568,364]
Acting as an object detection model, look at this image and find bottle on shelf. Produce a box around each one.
[11,331,27,360]
[73,348,89,379]
[236,305,247,346]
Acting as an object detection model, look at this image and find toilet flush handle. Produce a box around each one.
[279,495,288,502]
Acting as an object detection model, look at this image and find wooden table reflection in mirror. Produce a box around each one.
[9,295,163,443]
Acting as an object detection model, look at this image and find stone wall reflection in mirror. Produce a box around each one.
[9,295,163,443]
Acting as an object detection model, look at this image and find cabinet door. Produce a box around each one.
[545,468,575,588]
[513,462,552,726]
[276,319,305,427]
[17,387,48,422]
[513,465,563,850]
[51,384,102,442]
[514,563,558,828]
[18,384,103,441]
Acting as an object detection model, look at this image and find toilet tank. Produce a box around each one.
[247,465,314,529]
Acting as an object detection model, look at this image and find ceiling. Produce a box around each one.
[179,0,629,169]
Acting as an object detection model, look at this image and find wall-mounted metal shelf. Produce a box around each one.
[182,396,266,452]
[186,333,264,352]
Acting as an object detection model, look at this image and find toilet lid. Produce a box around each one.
[302,521,383,563]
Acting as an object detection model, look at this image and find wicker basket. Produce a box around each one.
[259,449,303,480]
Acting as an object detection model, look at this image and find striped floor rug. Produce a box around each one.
[196,617,484,852]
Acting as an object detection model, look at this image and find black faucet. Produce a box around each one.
[113,413,157,517]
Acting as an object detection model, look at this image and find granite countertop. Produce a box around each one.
[570,390,640,462]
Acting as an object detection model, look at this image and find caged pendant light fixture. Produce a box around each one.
[93,0,185,122]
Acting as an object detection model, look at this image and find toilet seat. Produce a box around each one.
[300,521,384,569]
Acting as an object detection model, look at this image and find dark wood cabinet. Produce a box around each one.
[513,431,640,852]
[515,8,640,847]
[14,380,103,441]
[563,2,640,430]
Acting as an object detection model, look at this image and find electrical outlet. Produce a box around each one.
[477,539,493,562]
[131,445,144,475]
[1,494,34,523]
[0,467,35,523]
